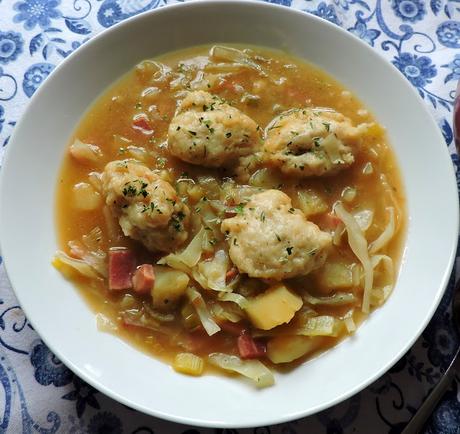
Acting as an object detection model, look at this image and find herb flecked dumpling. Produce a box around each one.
[168,91,261,167]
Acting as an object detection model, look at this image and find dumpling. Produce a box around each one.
[264,108,369,177]
[168,90,261,167]
[102,160,189,252]
[221,189,331,280]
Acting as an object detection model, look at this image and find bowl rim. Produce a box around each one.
[0,0,458,428]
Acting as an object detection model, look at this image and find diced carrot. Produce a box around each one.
[132,264,155,294]
[225,267,239,284]
[132,114,153,135]
[108,248,136,290]
[237,333,267,359]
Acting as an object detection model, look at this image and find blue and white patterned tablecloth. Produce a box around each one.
[0,0,460,432]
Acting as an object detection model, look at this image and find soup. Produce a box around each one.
[54,44,405,387]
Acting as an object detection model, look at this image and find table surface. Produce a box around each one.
[0,0,459,432]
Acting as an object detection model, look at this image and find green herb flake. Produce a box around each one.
[286,246,293,255]
[288,208,295,214]
[235,203,245,214]
[313,137,321,147]
[275,233,281,242]
[226,132,232,138]
[322,122,331,132]
[156,157,167,169]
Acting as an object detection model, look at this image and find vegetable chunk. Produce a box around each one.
[173,352,204,376]
[267,336,323,364]
[245,284,303,330]
[152,266,189,310]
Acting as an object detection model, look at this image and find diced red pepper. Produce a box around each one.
[237,333,267,359]
[225,267,239,284]
[132,264,155,294]
[108,248,136,290]
[219,321,247,336]
[132,114,153,135]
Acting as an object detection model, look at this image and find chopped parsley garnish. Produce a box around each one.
[188,130,197,136]
[122,180,148,198]
[226,132,232,138]
[260,211,266,222]
[286,246,293,255]
[323,122,331,132]
[156,157,167,169]
[176,126,181,131]
[313,137,321,147]
[233,238,238,246]
[122,184,137,197]
[170,212,186,232]
[275,233,281,241]
[288,207,295,214]
[142,202,163,214]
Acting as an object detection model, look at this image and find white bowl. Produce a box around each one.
[0,0,458,428]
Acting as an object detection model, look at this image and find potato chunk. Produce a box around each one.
[152,266,189,310]
[267,336,323,364]
[244,284,302,330]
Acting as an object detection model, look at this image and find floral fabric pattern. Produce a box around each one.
[13,0,61,30]
[0,0,459,433]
